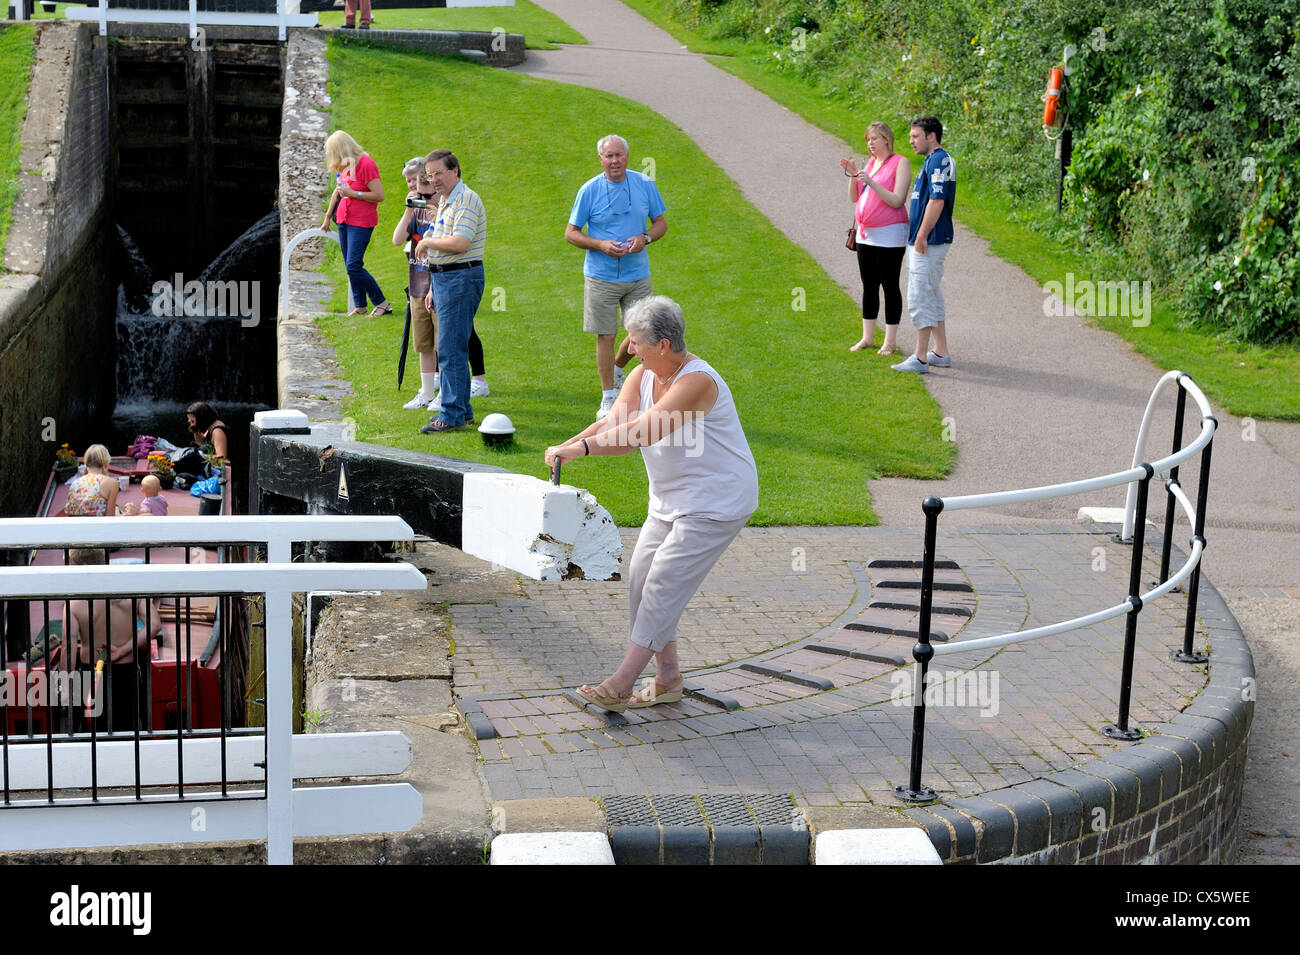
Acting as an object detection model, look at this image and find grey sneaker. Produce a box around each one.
[892,355,930,374]
[470,378,490,398]
[596,395,616,420]
[426,393,442,413]
[926,351,952,367]
[402,391,430,410]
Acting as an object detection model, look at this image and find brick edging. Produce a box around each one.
[327,26,526,68]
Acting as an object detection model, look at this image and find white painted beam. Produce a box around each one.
[0,784,422,851]
[815,828,942,865]
[0,731,411,792]
[491,832,615,865]
[462,474,620,581]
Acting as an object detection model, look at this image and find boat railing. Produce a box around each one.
[0,515,425,864]
[896,371,1217,803]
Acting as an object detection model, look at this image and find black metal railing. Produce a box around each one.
[896,371,1217,803]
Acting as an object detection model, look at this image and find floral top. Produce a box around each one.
[65,472,108,516]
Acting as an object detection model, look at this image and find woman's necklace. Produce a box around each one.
[655,358,687,386]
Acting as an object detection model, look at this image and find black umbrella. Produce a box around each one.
[397,286,411,388]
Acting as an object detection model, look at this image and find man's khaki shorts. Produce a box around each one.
[410,293,437,354]
[583,275,653,335]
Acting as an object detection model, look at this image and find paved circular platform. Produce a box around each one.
[452,524,1216,809]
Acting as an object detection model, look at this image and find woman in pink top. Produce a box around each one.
[322,131,391,317]
[840,122,912,355]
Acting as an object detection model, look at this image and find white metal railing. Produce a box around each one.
[63,0,316,41]
[896,372,1218,802]
[930,371,1215,657]
[0,516,425,864]
[281,227,348,324]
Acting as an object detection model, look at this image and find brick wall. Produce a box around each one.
[329,26,525,68]
[0,23,116,515]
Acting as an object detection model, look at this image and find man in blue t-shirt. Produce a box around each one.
[566,135,668,419]
[893,116,957,374]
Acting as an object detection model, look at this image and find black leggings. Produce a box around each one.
[438,329,486,376]
[855,243,906,325]
[469,328,485,377]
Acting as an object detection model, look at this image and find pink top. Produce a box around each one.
[140,495,169,516]
[337,154,381,228]
[855,153,909,231]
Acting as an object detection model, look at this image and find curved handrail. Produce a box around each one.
[941,371,1215,513]
[934,482,1202,656]
[1122,372,1214,539]
[897,372,1219,802]
[280,227,343,323]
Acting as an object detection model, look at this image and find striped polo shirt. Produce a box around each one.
[428,180,486,265]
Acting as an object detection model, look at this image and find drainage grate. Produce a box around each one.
[745,792,799,826]
[603,794,657,827]
[651,793,707,827]
[696,793,756,826]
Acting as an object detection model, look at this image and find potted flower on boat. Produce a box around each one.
[205,452,227,480]
[147,452,176,489]
[54,443,79,483]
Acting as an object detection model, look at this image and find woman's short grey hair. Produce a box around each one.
[624,295,686,353]
[597,134,629,156]
[402,156,426,178]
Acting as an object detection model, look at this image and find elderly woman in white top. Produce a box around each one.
[545,296,758,711]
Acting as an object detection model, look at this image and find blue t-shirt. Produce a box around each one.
[568,171,667,282]
[907,147,956,246]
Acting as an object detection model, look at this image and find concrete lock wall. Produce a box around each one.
[0,23,115,516]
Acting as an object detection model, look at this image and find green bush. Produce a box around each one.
[650,0,1299,343]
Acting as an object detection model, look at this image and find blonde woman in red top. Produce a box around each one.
[322,130,391,317]
[840,121,912,355]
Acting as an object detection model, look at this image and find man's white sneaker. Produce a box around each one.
[403,391,431,410]
[427,393,442,413]
[596,395,616,420]
[891,355,930,374]
[926,351,952,367]
[470,378,490,398]
[612,365,627,393]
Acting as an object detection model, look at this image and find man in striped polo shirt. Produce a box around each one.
[416,149,486,433]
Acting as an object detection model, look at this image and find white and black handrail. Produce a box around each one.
[898,372,1217,803]
[0,515,424,864]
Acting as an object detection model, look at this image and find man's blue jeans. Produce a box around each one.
[431,264,485,426]
[337,222,386,309]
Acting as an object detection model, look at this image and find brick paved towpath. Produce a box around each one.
[498,0,1300,862]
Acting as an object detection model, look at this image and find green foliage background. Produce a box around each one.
[0,25,37,265]
[646,0,1299,344]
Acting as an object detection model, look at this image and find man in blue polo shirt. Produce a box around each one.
[893,116,956,374]
[566,135,668,419]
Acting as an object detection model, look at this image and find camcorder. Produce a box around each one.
[405,197,428,209]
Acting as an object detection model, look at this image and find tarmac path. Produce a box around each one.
[513,0,1300,862]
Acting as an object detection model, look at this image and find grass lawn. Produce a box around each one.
[316,40,952,526]
[0,25,36,265]
[315,0,585,49]
[619,0,1300,420]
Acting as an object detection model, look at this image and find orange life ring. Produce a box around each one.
[1043,66,1063,127]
